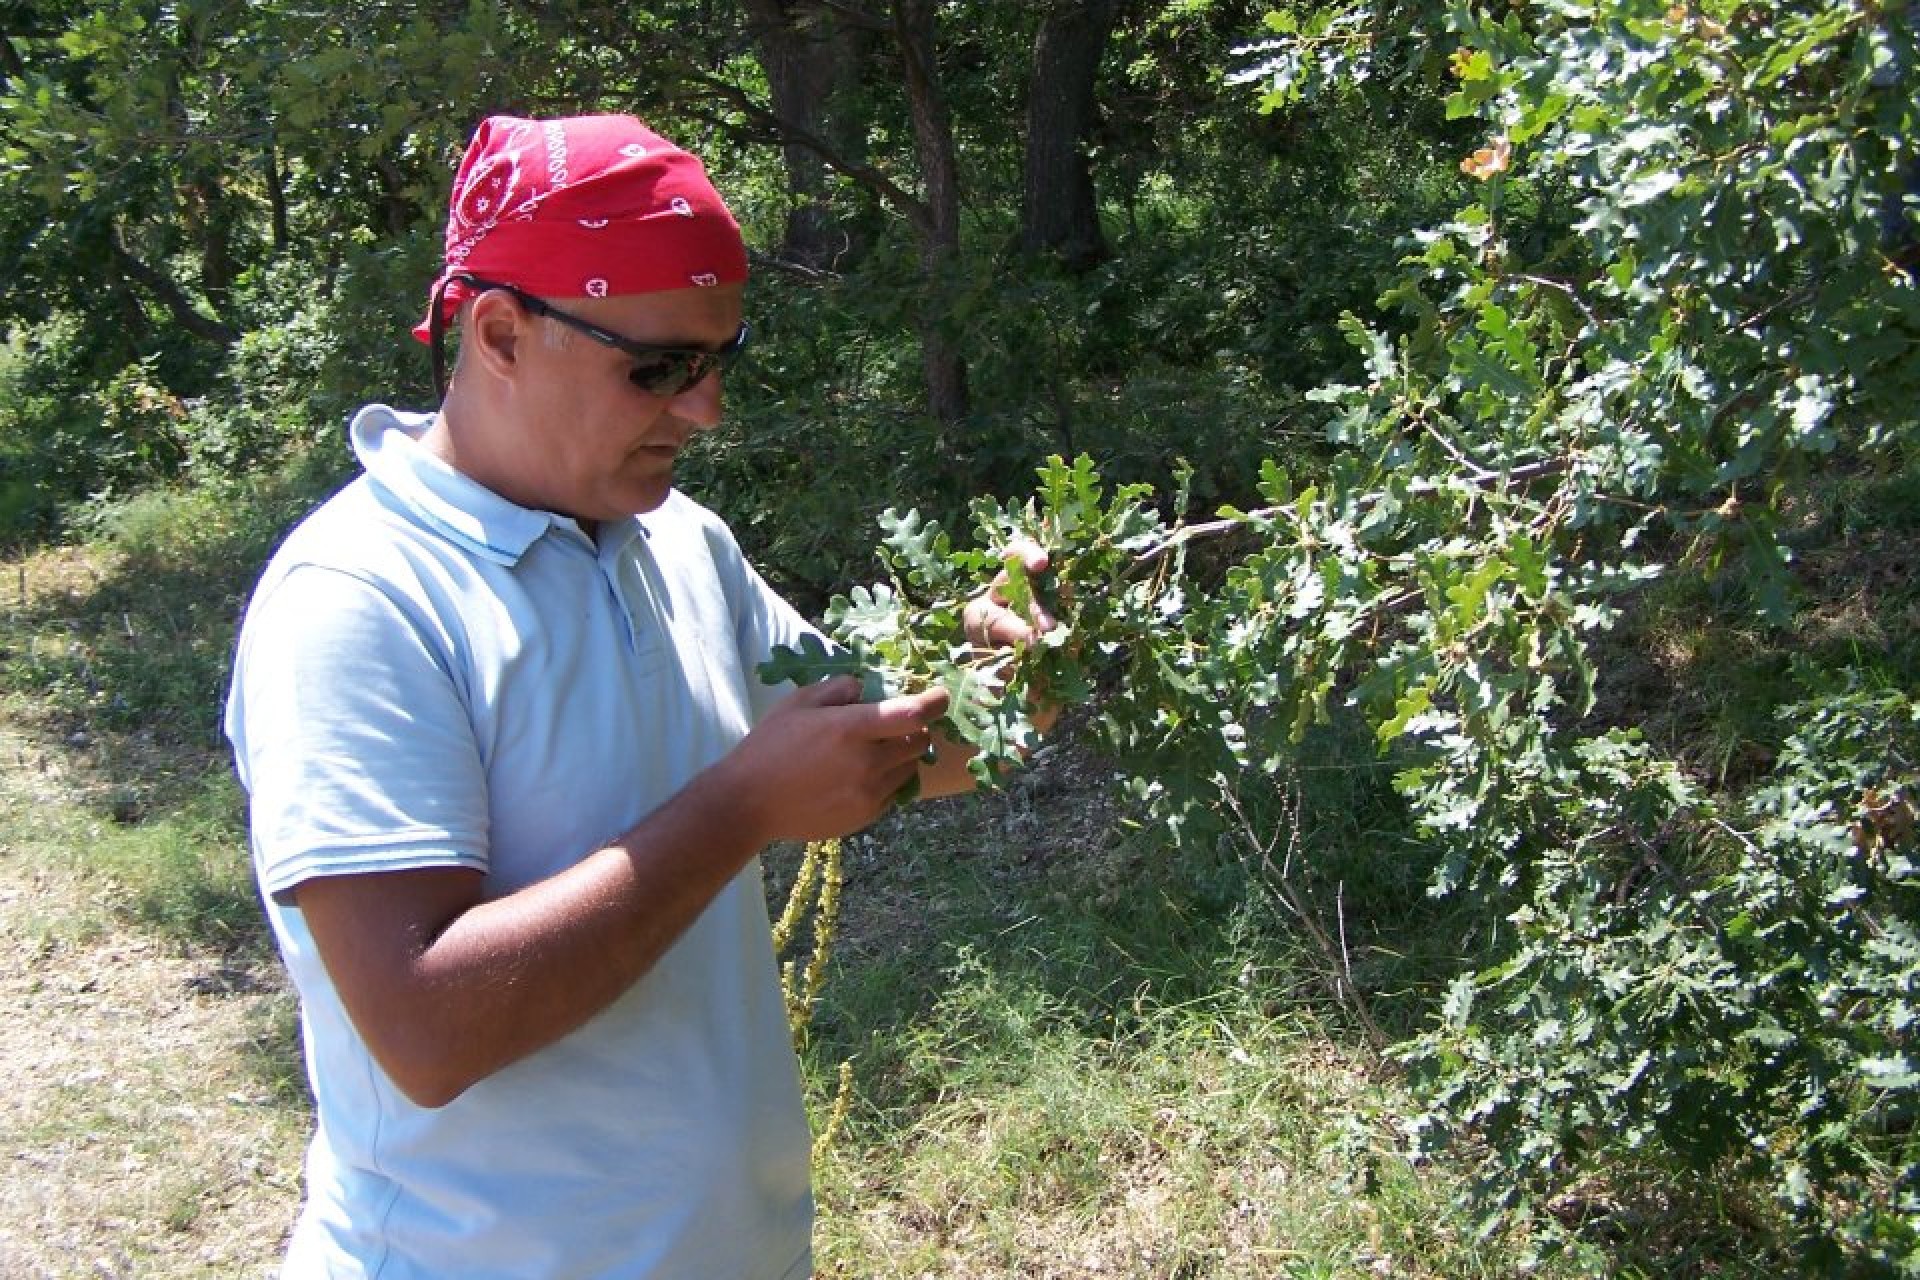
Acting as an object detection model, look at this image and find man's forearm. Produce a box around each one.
[298,677,943,1107]
[299,759,770,1108]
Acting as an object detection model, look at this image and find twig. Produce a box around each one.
[746,248,842,283]
[1129,450,1573,571]
[1422,420,1488,478]
[1336,879,1354,1001]
[1516,272,1604,333]
[1420,419,1573,489]
[680,73,933,233]
[1131,506,1282,566]
[1224,773,1393,1058]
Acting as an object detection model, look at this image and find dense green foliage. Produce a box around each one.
[5,0,1917,1272]
[755,0,1920,1270]
[2,0,1433,565]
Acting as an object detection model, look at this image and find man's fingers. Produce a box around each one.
[973,538,1056,644]
[871,729,934,772]
[782,677,945,737]
[877,755,924,796]
[795,674,864,708]
[1002,536,1049,575]
[988,611,1038,648]
[966,594,1047,648]
[863,685,948,736]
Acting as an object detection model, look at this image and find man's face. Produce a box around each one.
[507,282,745,522]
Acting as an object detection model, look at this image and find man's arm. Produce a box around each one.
[295,676,945,1109]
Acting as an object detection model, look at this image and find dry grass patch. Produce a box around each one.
[0,724,305,1280]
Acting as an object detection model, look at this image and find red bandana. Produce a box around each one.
[412,114,749,342]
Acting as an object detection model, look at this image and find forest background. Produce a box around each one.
[1,0,1917,1276]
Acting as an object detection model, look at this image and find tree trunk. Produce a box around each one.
[892,0,969,427]
[742,0,872,271]
[1021,0,1118,270]
[373,155,422,238]
[0,32,26,82]
[263,141,290,257]
[184,175,240,308]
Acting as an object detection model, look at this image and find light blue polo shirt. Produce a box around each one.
[226,405,817,1280]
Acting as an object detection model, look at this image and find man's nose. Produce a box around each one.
[666,370,724,429]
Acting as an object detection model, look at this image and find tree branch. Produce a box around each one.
[681,71,933,234]
[1128,451,1574,568]
[109,224,238,345]
[747,246,843,283]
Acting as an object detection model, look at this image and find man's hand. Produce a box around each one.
[724,675,950,843]
[914,538,1065,799]
[961,537,1055,650]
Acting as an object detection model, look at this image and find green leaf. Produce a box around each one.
[1861,1055,1920,1090]
[1509,534,1548,599]
[1257,459,1292,505]
[878,508,951,587]
[998,554,1035,626]
[758,633,866,688]
[1379,682,1435,745]
[828,584,905,648]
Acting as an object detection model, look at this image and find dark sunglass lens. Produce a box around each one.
[628,354,701,396]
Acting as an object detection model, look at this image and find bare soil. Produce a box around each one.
[0,726,305,1280]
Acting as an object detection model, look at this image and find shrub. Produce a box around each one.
[765,0,1919,1269]
[180,239,436,479]
[0,314,188,544]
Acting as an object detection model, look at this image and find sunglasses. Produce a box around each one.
[430,273,749,399]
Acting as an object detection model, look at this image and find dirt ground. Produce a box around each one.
[0,728,305,1279]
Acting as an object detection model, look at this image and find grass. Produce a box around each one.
[6,449,1913,1276]
[0,464,332,1277]
[780,758,1591,1279]
[806,980,1483,1278]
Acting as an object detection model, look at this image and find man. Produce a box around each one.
[226,114,1043,1279]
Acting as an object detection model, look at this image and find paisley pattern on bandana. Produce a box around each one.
[414,114,748,343]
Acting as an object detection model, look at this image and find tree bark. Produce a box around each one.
[0,32,26,82]
[1021,0,1118,269]
[184,176,240,308]
[700,0,970,425]
[742,0,873,271]
[373,155,421,238]
[891,0,968,427]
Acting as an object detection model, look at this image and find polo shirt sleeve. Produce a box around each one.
[737,561,825,725]
[692,512,824,725]
[228,563,490,902]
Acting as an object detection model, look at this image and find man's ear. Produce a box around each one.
[462,289,524,382]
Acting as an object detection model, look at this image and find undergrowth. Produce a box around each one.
[2,441,1912,1275]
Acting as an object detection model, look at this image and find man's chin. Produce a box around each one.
[629,479,676,515]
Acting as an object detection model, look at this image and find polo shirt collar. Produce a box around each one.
[350,404,584,565]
